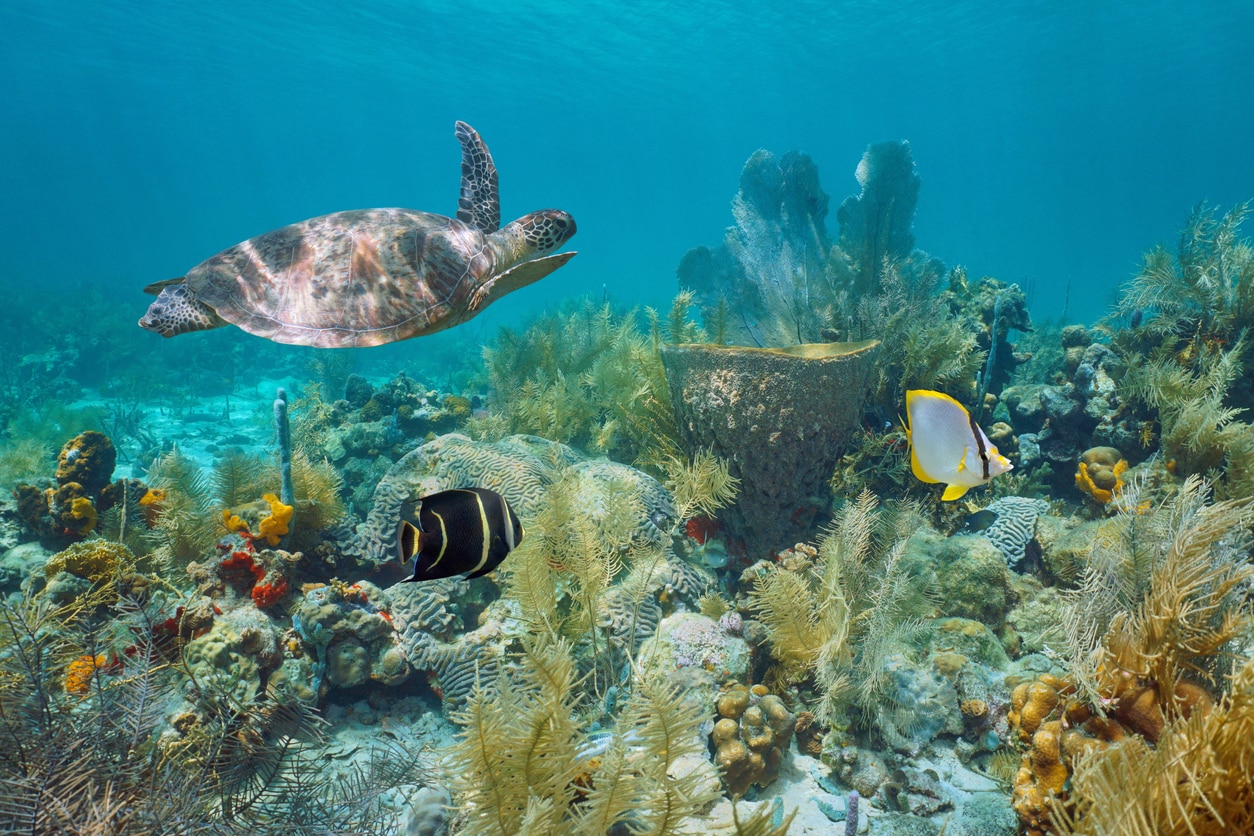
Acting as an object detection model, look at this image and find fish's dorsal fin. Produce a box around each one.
[454,121,500,234]
[143,277,186,295]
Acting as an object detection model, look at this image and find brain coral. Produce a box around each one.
[980,496,1049,567]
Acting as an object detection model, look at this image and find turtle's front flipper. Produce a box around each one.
[454,121,500,234]
[138,282,227,338]
[469,251,577,311]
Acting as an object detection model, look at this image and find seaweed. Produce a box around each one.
[445,635,727,835]
[1112,201,1254,344]
[1049,476,1254,835]
[1060,473,1254,711]
[748,491,930,737]
[145,447,221,570]
[444,637,585,836]
[479,294,703,470]
[657,448,740,525]
[0,589,210,833]
[834,257,983,411]
[1121,335,1254,500]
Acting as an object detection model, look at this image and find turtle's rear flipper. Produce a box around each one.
[138,283,227,337]
[469,251,577,311]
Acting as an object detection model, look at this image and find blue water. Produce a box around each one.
[2,0,1253,331]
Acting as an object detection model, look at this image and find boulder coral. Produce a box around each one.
[711,681,796,796]
[1074,446,1128,506]
[1007,669,1217,835]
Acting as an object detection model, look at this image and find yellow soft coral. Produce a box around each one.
[66,496,98,536]
[139,488,167,507]
[258,493,293,546]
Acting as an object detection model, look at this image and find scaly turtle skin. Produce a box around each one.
[138,122,576,348]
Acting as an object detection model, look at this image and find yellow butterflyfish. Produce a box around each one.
[905,390,1013,500]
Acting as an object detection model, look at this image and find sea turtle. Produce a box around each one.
[138,121,576,348]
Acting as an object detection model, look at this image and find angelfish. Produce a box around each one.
[905,390,1013,501]
[397,487,523,582]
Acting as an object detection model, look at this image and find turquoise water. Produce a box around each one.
[4,5,1254,833]
[3,0,1252,327]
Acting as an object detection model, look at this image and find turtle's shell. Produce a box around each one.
[187,208,490,348]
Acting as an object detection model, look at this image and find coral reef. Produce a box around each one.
[661,340,880,556]
[54,430,116,497]
[11,431,127,543]
[1006,476,1254,835]
[292,580,410,694]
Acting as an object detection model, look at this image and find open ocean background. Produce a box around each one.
[2,0,1253,366]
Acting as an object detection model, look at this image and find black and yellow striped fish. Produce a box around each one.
[397,487,523,583]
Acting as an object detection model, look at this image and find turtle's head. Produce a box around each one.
[138,282,227,338]
[514,209,576,256]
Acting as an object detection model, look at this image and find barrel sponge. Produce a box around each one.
[660,340,880,557]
